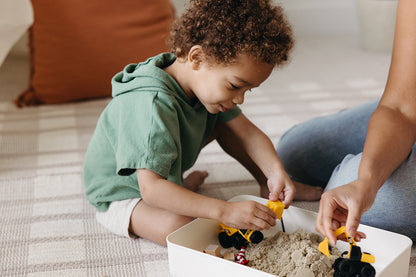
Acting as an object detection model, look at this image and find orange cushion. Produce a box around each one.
[15,0,174,107]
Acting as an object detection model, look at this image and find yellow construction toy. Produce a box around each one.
[266,200,286,232]
[218,200,286,249]
[218,223,263,250]
[266,200,285,220]
[319,226,376,277]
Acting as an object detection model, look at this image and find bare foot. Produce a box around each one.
[184,170,209,192]
[293,181,323,201]
[259,184,270,199]
[259,181,323,201]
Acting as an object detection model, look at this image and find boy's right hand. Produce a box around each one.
[267,171,296,206]
[220,201,277,231]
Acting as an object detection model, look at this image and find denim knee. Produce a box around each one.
[277,123,331,187]
[277,101,378,187]
[325,153,360,191]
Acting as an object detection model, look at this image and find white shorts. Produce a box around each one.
[96,198,141,238]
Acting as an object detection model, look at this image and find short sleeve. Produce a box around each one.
[104,92,179,178]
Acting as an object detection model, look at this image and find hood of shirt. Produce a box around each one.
[111,53,194,106]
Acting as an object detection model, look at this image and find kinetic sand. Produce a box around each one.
[244,229,341,277]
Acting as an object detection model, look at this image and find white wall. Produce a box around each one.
[11,0,360,56]
[171,0,188,15]
[172,0,359,36]
[277,0,358,36]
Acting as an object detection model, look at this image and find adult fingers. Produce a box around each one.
[332,208,347,225]
[354,231,366,242]
[317,193,338,245]
[345,202,362,239]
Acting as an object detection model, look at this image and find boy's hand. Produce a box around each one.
[220,201,277,231]
[267,171,295,206]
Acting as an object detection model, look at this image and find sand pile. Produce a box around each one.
[245,229,341,277]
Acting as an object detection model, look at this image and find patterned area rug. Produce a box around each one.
[1,35,414,276]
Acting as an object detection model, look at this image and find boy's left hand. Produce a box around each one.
[267,171,295,206]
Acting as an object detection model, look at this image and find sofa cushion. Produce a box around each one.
[15,0,174,107]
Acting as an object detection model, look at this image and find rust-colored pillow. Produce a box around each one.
[15,0,174,107]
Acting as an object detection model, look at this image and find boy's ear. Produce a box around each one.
[188,45,205,70]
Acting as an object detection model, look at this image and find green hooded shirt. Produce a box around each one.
[83,53,241,212]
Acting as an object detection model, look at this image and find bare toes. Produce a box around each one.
[184,170,209,192]
[260,185,269,199]
[293,181,323,201]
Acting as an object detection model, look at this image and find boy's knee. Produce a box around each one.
[147,215,193,246]
[163,214,193,236]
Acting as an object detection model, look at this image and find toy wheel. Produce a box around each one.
[332,258,342,271]
[232,234,247,250]
[250,231,264,244]
[360,264,376,277]
[218,232,233,248]
[338,259,353,276]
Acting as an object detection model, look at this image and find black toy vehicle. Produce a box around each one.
[332,245,376,277]
[319,226,376,277]
[218,200,285,250]
[218,223,263,249]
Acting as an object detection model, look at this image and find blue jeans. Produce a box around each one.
[276,100,416,242]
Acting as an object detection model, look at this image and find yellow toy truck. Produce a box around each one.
[218,223,264,250]
[218,200,285,250]
[319,226,376,277]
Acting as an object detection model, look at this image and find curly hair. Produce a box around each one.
[169,0,294,66]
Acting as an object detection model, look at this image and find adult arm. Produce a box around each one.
[316,0,416,244]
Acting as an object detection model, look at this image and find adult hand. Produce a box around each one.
[316,179,377,245]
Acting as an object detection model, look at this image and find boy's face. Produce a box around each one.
[188,53,274,114]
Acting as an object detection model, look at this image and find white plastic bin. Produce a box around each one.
[167,195,412,277]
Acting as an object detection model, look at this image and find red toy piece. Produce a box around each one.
[235,246,249,265]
